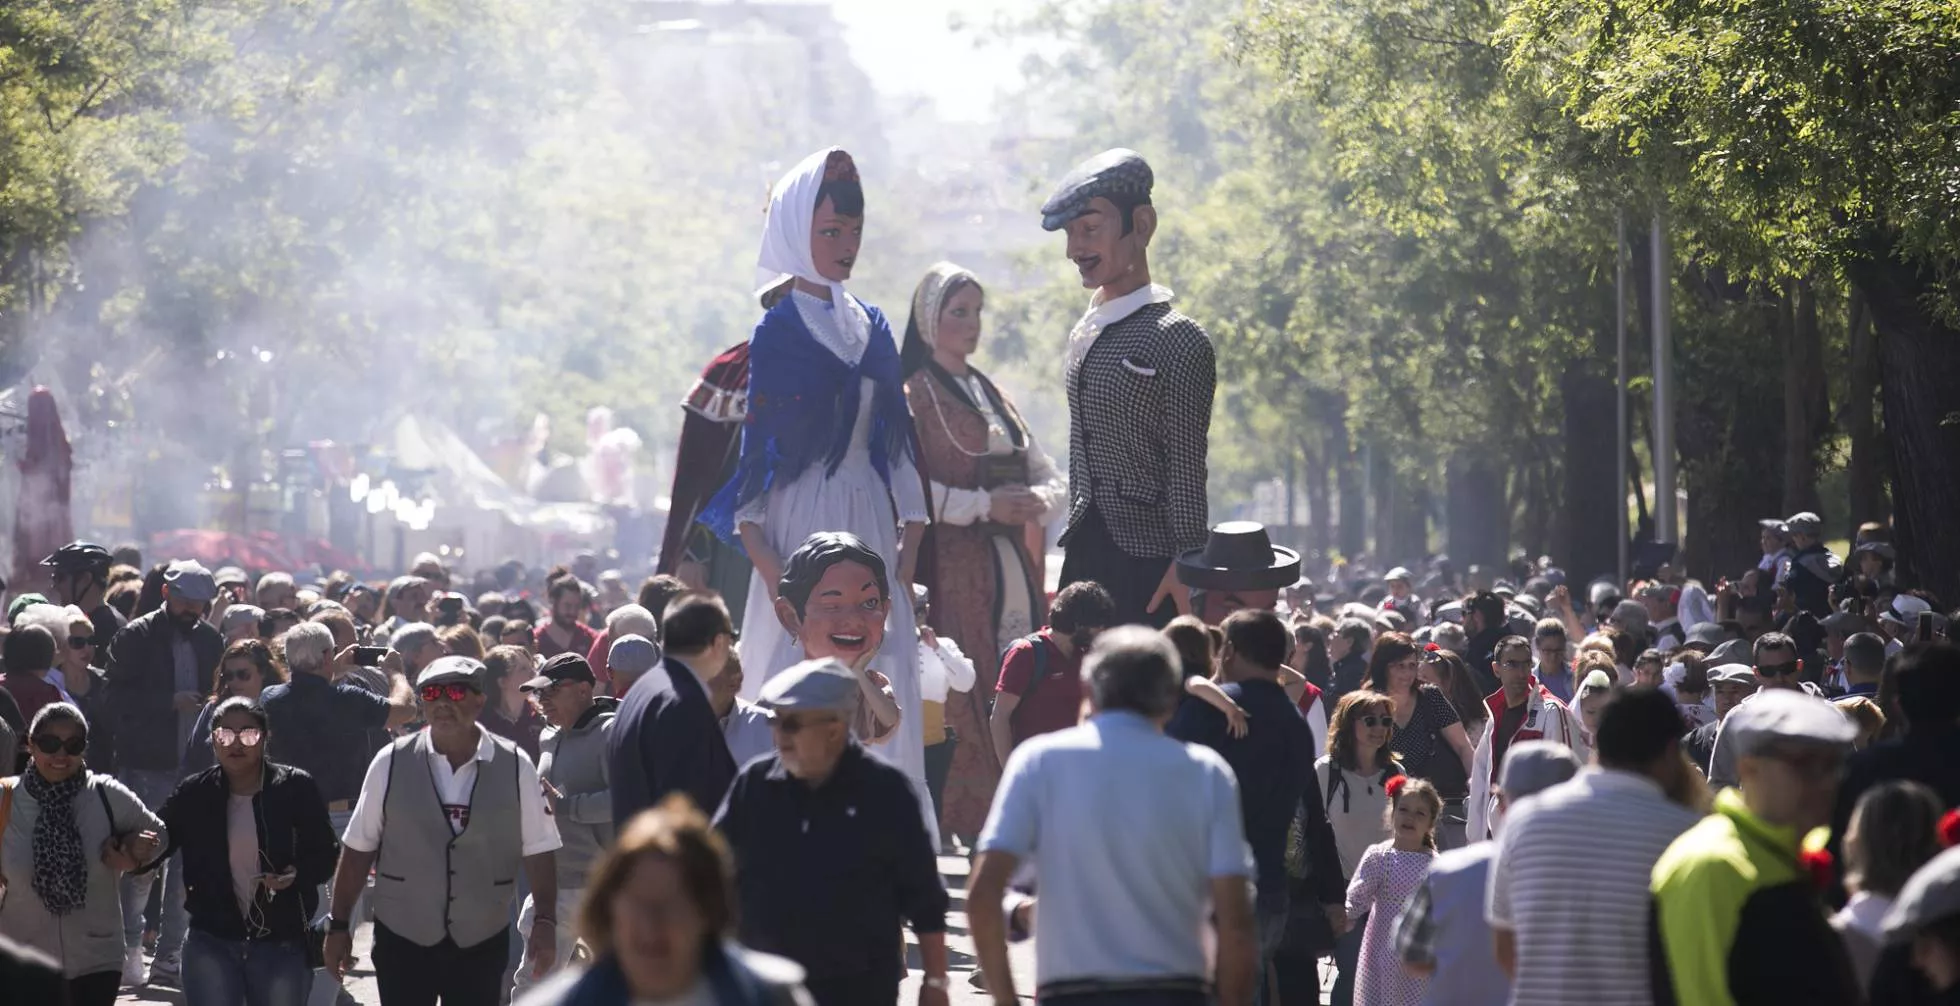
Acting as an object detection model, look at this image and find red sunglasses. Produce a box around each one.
[419,683,478,703]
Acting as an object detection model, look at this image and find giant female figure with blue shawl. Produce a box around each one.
[699,148,933,828]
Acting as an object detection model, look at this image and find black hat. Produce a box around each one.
[42,541,112,573]
[520,652,596,692]
[1175,522,1301,592]
[1040,149,1154,232]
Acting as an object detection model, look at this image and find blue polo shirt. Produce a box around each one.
[260,672,391,804]
[980,710,1253,989]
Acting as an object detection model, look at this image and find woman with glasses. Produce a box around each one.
[1300,690,1405,1006]
[1368,633,1474,792]
[183,640,286,776]
[0,702,164,1006]
[141,697,337,1006]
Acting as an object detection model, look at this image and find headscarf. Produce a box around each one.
[909,261,975,354]
[1677,583,1716,631]
[23,767,90,915]
[754,147,866,349]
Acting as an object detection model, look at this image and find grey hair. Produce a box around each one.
[30,700,87,737]
[390,622,439,657]
[1431,623,1468,654]
[13,602,82,639]
[1083,626,1183,718]
[282,622,335,674]
[605,604,658,640]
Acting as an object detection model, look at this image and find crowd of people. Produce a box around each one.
[3,138,1960,1006]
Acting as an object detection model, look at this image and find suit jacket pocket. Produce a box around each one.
[1119,355,1158,377]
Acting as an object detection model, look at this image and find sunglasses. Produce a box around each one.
[1756,663,1800,677]
[213,727,264,748]
[31,734,87,756]
[420,683,479,703]
[1358,715,1392,728]
[67,636,92,650]
[773,714,839,736]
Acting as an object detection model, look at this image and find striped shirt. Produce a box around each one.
[1485,769,1703,1006]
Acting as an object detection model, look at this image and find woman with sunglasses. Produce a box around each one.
[0,702,164,1006]
[140,697,338,1006]
[1298,689,1405,1006]
[182,640,286,776]
[1368,633,1474,794]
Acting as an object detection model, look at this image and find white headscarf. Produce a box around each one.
[1677,583,1716,631]
[754,147,868,348]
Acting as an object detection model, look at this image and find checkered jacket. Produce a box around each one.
[1061,302,1215,559]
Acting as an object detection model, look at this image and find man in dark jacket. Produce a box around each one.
[1461,591,1508,697]
[1777,512,1842,618]
[1169,609,1337,1006]
[714,657,951,1006]
[106,559,224,984]
[607,591,736,827]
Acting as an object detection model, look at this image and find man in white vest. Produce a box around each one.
[322,655,563,1003]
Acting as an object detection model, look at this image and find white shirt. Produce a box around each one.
[919,638,975,704]
[721,698,776,769]
[1833,891,1892,944]
[1065,283,1176,372]
[341,725,562,857]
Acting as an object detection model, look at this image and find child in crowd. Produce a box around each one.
[1346,776,1441,1006]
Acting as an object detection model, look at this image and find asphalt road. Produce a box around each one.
[119,854,1040,1005]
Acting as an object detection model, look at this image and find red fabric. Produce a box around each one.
[1,672,65,729]
[1941,809,1960,848]
[995,629,1083,742]
[1295,679,1324,718]
[536,620,600,661]
[585,631,615,692]
[12,388,72,589]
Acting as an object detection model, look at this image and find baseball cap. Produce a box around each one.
[521,652,596,692]
[164,560,219,603]
[415,655,485,690]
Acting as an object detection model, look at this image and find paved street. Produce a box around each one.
[119,854,1039,1005]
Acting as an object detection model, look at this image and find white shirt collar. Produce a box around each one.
[431,724,496,764]
[1066,283,1175,371]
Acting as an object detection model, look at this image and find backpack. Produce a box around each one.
[998,634,1053,740]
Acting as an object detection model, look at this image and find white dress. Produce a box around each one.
[734,291,934,839]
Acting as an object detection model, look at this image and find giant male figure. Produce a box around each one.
[1044,149,1216,627]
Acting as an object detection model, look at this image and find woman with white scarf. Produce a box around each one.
[699,148,934,840]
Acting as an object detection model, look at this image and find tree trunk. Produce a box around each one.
[1305,432,1332,565]
[1782,280,1827,516]
[1446,454,1507,573]
[1848,250,1960,600]
[1561,357,1620,588]
[1334,406,1366,561]
[1844,288,1886,535]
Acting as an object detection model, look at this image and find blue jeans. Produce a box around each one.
[182,929,312,1006]
[120,769,189,958]
[1330,911,1366,1006]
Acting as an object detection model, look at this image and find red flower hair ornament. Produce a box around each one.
[1798,847,1835,892]
[1939,809,1960,848]
[1384,775,1410,800]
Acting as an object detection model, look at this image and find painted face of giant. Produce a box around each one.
[1062,196,1152,291]
[810,194,862,283]
[936,284,984,359]
[779,560,887,664]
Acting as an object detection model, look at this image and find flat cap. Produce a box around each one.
[757,657,861,715]
[1708,637,1752,667]
[1884,845,1960,944]
[1497,740,1582,800]
[606,634,660,677]
[1040,149,1153,232]
[1722,688,1856,758]
[164,560,218,603]
[214,566,250,588]
[1706,663,1760,687]
[1784,512,1824,536]
[1385,566,1414,583]
[1687,621,1733,648]
[219,605,265,636]
[1429,601,1463,625]
[416,655,485,690]
[1823,610,1870,634]
[1758,517,1790,536]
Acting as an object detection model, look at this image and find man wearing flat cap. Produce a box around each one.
[1651,689,1860,1005]
[713,658,951,1006]
[1044,147,1216,629]
[323,655,563,1002]
[1776,511,1842,617]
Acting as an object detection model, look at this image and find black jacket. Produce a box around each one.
[144,763,340,944]
[105,610,224,772]
[608,656,736,829]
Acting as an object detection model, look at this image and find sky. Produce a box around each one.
[827,0,1043,122]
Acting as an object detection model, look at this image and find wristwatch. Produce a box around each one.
[328,917,351,934]
[922,975,950,990]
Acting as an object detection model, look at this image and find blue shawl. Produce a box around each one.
[545,947,787,1006]
[698,294,917,544]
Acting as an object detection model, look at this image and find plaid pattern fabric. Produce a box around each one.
[1393,880,1439,967]
[1061,302,1215,560]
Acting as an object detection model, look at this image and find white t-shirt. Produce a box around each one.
[340,725,562,857]
[228,793,260,918]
